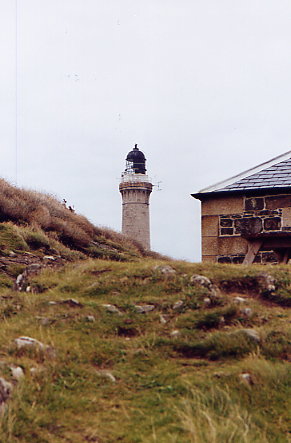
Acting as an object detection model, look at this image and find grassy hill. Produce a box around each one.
[0,180,289,442]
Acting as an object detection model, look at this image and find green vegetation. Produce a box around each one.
[0,259,289,442]
[0,179,166,261]
[0,180,289,442]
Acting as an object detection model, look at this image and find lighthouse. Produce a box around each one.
[119,144,153,250]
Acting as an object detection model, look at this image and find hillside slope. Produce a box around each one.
[0,178,164,264]
[0,258,289,442]
[0,181,289,442]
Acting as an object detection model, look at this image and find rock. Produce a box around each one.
[159,314,167,324]
[153,265,176,276]
[43,255,56,261]
[170,330,180,338]
[14,336,46,350]
[257,273,276,293]
[234,296,247,304]
[10,366,24,380]
[14,264,42,292]
[48,299,78,307]
[14,273,27,292]
[190,274,212,288]
[190,275,218,296]
[0,378,13,409]
[85,315,96,322]
[102,304,122,314]
[9,251,16,257]
[173,300,184,310]
[219,316,225,325]
[134,305,155,314]
[239,329,260,343]
[239,372,254,385]
[30,367,41,375]
[203,297,211,306]
[240,308,253,318]
[61,298,83,308]
[235,217,262,236]
[104,372,116,382]
[98,371,116,383]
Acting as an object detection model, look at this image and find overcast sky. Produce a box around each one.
[0,0,290,261]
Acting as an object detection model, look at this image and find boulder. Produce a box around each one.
[153,265,176,276]
[85,315,96,322]
[43,255,56,262]
[14,264,42,292]
[134,305,155,314]
[10,366,24,380]
[239,329,260,343]
[190,274,212,289]
[173,300,184,310]
[14,336,56,358]
[61,298,83,308]
[97,370,116,383]
[14,336,46,350]
[102,304,122,314]
[234,296,247,304]
[14,273,27,292]
[190,275,218,296]
[47,299,83,308]
[159,314,168,324]
[240,308,253,318]
[257,273,276,293]
[239,372,254,385]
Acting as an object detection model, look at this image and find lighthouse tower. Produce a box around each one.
[119,144,153,250]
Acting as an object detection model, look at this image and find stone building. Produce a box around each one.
[119,145,152,250]
[192,151,291,264]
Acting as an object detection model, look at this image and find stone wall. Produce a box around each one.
[201,196,244,262]
[201,193,291,263]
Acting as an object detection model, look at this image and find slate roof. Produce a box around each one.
[192,151,291,199]
[216,157,291,192]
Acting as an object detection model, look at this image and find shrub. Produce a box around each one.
[178,306,239,331]
[262,330,291,360]
[0,223,28,251]
[20,228,50,250]
[195,306,238,330]
[261,288,291,307]
[174,330,258,360]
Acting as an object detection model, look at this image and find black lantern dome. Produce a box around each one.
[126,144,146,174]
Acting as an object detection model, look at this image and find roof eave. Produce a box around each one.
[192,186,291,201]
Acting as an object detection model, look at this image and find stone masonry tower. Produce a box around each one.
[119,144,153,250]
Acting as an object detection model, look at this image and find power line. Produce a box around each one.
[15,0,18,185]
